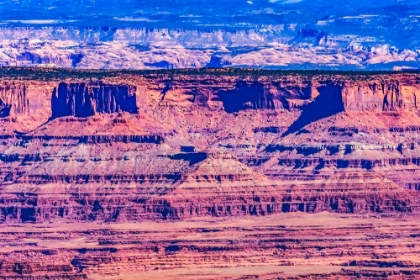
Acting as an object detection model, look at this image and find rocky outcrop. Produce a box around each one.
[51,82,138,118]
[2,69,420,124]
[342,81,420,112]
[0,83,29,117]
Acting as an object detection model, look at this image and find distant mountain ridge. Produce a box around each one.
[0,26,419,70]
[1,0,420,70]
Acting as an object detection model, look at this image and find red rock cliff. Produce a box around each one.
[0,69,419,224]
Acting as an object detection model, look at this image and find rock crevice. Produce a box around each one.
[51,82,138,118]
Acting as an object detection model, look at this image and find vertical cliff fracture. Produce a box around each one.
[0,83,29,117]
[51,82,138,118]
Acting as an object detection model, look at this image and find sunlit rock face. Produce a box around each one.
[1,68,420,278]
[0,68,420,223]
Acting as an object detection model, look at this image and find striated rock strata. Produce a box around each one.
[1,68,420,278]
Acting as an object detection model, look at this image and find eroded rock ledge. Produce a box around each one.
[0,69,419,224]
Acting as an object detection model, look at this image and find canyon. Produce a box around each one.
[1,67,420,278]
[1,26,419,70]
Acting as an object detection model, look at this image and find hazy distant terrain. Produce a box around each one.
[1,0,420,69]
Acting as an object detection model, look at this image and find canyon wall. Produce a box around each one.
[1,24,419,70]
[1,69,420,278]
[0,70,418,223]
[3,71,420,123]
[51,82,138,118]
[0,83,28,116]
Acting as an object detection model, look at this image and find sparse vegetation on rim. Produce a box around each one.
[1,66,420,81]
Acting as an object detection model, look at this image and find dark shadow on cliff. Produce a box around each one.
[0,98,12,118]
[51,82,138,119]
[169,152,207,166]
[161,81,173,101]
[282,83,344,137]
[218,81,276,113]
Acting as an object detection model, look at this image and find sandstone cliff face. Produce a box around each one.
[3,71,420,124]
[0,83,29,116]
[139,74,420,116]
[51,82,138,118]
[156,77,315,111]
[0,69,419,224]
[342,81,420,112]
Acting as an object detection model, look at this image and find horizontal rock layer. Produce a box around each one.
[2,213,420,279]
